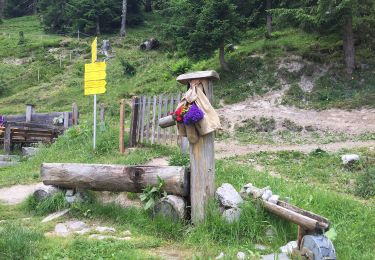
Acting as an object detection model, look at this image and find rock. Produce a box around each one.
[216,183,243,208]
[261,189,272,201]
[34,185,61,201]
[65,196,76,204]
[22,147,39,157]
[261,253,289,260]
[41,209,71,223]
[54,223,69,237]
[268,195,279,204]
[222,208,241,223]
[95,226,116,233]
[67,221,87,231]
[255,244,267,251]
[341,154,360,165]
[215,252,225,259]
[75,228,91,235]
[236,252,246,260]
[265,228,274,239]
[65,190,87,203]
[140,38,160,50]
[65,190,74,196]
[280,241,297,254]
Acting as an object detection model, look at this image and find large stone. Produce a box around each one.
[341,154,360,165]
[236,252,246,260]
[22,147,40,157]
[54,223,69,237]
[280,241,297,254]
[95,226,116,233]
[216,183,243,208]
[67,220,87,231]
[222,208,241,223]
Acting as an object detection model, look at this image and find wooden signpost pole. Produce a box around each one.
[176,71,220,223]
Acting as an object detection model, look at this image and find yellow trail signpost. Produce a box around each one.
[84,37,107,149]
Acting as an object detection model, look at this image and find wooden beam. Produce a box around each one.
[129,97,139,147]
[41,163,190,197]
[119,99,125,153]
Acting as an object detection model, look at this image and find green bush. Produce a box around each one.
[120,58,136,76]
[25,191,69,215]
[170,58,192,76]
[169,152,190,166]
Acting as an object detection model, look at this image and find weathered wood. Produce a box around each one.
[151,96,157,144]
[157,95,163,143]
[169,95,175,144]
[163,95,168,143]
[72,103,79,125]
[99,103,105,126]
[33,185,61,201]
[119,99,125,153]
[153,195,186,222]
[262,200,329,231]
[159,115,175,128]
[146,96,151,143]
[136,97,143,143]
[129,97,139,147]
[63,112,69,129]
[25,104,35,123]
[4,124,11,154]
[176,70,220,84]
[140,96,146,143]
[41,163,190,196]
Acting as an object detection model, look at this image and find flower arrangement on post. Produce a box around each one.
[172,103,204,125]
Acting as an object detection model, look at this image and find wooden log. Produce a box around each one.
[159,115,175,128]
[33,185,61,201]
[41,163,190,197]
[262,200,329,231]
[119,99,125,153]
[129,97,139,147]
[153,195,186,222]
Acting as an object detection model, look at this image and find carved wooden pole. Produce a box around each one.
[176,71,220,223]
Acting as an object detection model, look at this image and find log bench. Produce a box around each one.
[0,122,62,154]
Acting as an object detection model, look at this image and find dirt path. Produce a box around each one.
[217,87,375,134]
[216,140,375,159]
[0,183,43,205]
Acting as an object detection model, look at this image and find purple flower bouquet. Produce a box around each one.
[183,103,204,125]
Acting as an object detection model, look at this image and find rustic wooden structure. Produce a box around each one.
[0,104,79,154]
[159,70,220,223]
[119,99,125,153]
[41,163,190,197]
[128,93,183,147]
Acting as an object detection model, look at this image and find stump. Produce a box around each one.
[33,184,61,201]
[153,195,186,222]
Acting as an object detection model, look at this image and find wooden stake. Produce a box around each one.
[119,99,125,154]
[129,96,139,147]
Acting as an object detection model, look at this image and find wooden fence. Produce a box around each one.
[129,93,183,147]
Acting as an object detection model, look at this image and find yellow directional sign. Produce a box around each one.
[84,61,107,96]
[91,37,97,63]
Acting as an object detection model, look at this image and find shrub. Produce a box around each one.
[25,191,69,215]
[170,58,192,76]
[355,167,375,199]
[282,119,303,132]
[119,58,136,76]
[169,152,190,166]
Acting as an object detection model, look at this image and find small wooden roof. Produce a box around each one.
[176,70,220,84]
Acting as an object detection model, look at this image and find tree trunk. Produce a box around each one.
[219,42,230,71]
[33,0,37,14]
[120,0,127,37]
[96,18,100,35]
[266,0,272,36]
[153,195,186,222]
[145,0,152,12]
[41,163,190,196]
[342,15,355,75]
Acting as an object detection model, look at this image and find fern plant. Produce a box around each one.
[139,176,167,211]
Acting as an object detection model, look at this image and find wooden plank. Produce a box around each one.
[63,112,69,129]
[129,97,140,147]
[140,96,146,143]
[136,97,142,143]
[41,163,190,197]
[189,79,215,223]
[119,99,125,153]
[145,96,151,143]
[157,95,163,144]
[176,70,220,84]
[151,96,157,145]
[169,95,175,144]
[163,95,168,144]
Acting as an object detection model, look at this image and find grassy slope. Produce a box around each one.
[0,15,374,260]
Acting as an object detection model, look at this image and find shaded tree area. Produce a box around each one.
[3,0,37,18]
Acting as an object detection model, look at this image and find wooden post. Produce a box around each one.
[25,104,35,123]
[99,103,105,127]
[129,97,139,147]
[119,99,125,154]
[176,71,220,223]
[4,123,12,154]
[72,103,79,125]
[63,112,69,129]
